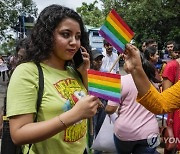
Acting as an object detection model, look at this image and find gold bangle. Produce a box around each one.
[57,116,67,128]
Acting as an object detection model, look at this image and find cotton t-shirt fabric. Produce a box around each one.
[108,74,159,141]
[7,62,87,154]
[162,59,180,150]
[162,60,180,83]
[100,52,119,73]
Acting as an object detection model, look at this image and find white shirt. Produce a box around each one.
[100,52,119,73]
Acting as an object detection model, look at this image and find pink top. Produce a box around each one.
[162,60,180,84]
[108,74,159,141]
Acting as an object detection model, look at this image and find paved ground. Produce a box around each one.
[0,72,8,152]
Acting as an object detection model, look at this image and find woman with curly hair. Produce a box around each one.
[7,5,100,154]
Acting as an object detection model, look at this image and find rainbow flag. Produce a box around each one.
[88,69,121,103]
[99,9,134,53]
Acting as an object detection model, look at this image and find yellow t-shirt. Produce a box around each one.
[7,62,87,154]
[137,81,180,114]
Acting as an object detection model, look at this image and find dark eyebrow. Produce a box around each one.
[60,29,81,34]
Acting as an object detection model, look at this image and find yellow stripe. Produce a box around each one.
[109,12,133,39]
[88,78,120,88]
[88,74,120,83]
[107,16,131,42]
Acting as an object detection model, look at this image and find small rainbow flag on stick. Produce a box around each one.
[99,9,134,53]
[88,69,121,103]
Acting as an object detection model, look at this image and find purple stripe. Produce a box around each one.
[101,25,125,50]
[99,30,124,53]
[89,91,120,103]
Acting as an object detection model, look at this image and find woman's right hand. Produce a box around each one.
[72,95,101,120]
[123,44,142,73]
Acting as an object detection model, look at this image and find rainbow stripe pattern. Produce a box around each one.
[99,9,134,53]
[88,69,121,103]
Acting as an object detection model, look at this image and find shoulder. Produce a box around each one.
[13,62,37,74]
[163,60,177,75]
[10,62,38,82]
[166,60,177,68]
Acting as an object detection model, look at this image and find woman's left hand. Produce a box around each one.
[77,46,90,74]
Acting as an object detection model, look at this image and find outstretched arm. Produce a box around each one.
[123,44,180,114]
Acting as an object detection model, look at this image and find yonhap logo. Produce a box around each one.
[147,133,160,148]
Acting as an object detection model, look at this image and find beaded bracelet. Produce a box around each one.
[57,116,67,128]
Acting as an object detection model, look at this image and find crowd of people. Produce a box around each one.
[0,4,179,154]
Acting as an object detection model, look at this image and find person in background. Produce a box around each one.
[7,5,101,154]
[145,38,158,49]
[170,43,179,60]
[9,38,29,76]
[100,40,119,74]
[123,44,180,114]
[105,54,159,154]
[91,49,108,154]
[6,52,11,79]
[165,41,175,60]
[0,54,7,82]
[144,46,159,65]
[144,46,162,88]
[141,41,146,53]
[0,54,4,78]
[162,44,180,153]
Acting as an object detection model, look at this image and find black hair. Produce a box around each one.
[145,38,156,47]
[166,41,175,46]
[144,46,157,61]
[173,44,180,52]
[103,39,111,46]
[16,38,30,54]
[140,53,161,83]
[25,4,90,63]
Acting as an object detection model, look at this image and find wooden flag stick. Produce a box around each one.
[109,53,122,72]
[89,118,93,136]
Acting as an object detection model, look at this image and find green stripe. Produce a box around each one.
[104,21,128,44]
[88,82,120,93]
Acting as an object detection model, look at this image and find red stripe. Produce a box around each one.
[111,9,134,36]
[88,69,120,79]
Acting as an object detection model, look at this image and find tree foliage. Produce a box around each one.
[113,0,180,48]
[76,0,104,27]
[78,0,180,49]
[0,0,37,54]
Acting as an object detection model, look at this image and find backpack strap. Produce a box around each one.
[34,63,44,122]
[27,63,44,154]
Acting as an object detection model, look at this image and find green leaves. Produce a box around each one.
[0,0,37,54]
[76,1,104,27]
[78,0,179,48]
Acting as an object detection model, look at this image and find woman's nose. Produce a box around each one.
[70,36,77,45]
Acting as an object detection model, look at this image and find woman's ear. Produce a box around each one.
[149,54,154,59]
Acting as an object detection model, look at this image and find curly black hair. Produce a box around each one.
[25,4,90,63]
